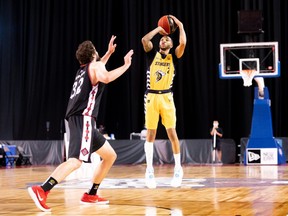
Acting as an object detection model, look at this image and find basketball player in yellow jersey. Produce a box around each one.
[141,15,187,188]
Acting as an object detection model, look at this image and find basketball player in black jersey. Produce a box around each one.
[141,15,187,188]
[28,36,133,212]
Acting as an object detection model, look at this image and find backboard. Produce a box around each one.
[219,42,280,79]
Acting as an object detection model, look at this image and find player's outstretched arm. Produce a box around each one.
[94,49,134,84]
[101,35,117,64]
[141,27,167,52]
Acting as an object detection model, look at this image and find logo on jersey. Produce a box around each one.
[155,70,166,82]
[155,62,170,67]
[81,148,89,156]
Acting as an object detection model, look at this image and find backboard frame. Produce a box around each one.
[219,41,280,79]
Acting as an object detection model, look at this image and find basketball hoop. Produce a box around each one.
[240,69,259,87]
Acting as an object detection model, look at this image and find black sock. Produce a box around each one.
[88,183,100,195]
[41,177,58,192]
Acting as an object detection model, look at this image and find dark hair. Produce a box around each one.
[160,35,174,46]
[75,40,96,64]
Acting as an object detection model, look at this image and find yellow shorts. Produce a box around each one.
[145,92,176,129]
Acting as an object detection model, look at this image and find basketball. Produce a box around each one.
[158,15,178,35]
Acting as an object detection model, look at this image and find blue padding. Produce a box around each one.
[250,88,273,138]
[245,87,286,164]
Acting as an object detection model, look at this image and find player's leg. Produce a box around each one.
[144,129,157,187]
[81,119,116,204]
[81,140,116,204]
[144,93,158,188]
[28,158,82,211]
[166,128,180,154]
[28,116,83,212]
[166,128,183,187]
[162,94,183,187]
[92,141,116,184]
[145,129,157,170]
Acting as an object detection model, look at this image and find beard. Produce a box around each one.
[159,46,170,52]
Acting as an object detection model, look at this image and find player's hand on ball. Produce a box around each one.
[168,15,181,29]
[158,26,168,36]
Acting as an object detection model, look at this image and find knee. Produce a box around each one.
[110,151,117,163]
[66,158,82,170]
[101,149,117,164]
[106,150,117,165]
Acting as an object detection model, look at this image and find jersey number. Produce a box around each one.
[70,78,84,99]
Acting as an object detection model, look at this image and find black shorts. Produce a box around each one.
[213,141,221,151]
[212,139,221,151]
[67,115,106,162]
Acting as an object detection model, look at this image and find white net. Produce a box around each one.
[240,69,259,87]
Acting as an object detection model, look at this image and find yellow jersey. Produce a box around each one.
[146,51,176,90]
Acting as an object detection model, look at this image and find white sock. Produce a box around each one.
[144,141,154,171]
[174,153,181,169]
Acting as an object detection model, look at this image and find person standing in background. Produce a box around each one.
[210,120,223,164]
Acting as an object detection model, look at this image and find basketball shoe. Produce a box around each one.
[171,166,183,188]
[145,168,156,189]
[27,185,51,212]
[80,193,109,204]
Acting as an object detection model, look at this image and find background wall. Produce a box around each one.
[0,0,287,143]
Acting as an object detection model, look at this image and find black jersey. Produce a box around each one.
[65,63,105,119]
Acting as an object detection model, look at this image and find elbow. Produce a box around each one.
[179,39,187,50]
[101,76,111,84]
[141,37,149,47]
[141,37,146,44]
[103,79,111,84]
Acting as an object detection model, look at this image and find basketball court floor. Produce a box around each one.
[1,164,288,215]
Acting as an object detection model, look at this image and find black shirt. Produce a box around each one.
[65,63,105,119]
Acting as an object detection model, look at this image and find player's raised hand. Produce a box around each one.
[169,15,182,29]
[108,35,117,54]
[124,49,134,67]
